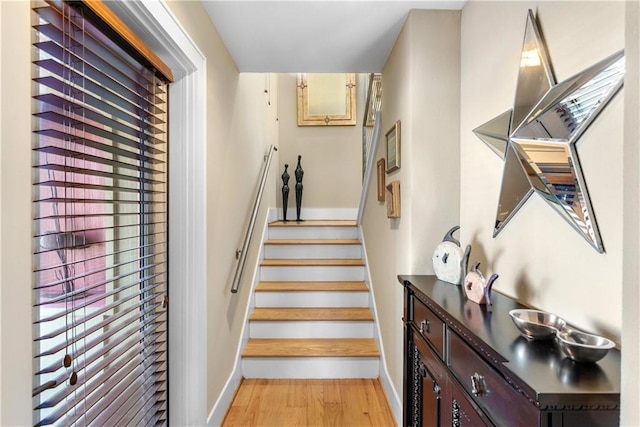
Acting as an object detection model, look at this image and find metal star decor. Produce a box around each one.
[473,9,625,253]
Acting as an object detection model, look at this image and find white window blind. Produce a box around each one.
[32,1,171,425]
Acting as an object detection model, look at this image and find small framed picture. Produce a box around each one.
[386,120,401,173]
[385,181,401,218]
[376,158,386,202]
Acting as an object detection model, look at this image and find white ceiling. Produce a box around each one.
[201,1,465,73]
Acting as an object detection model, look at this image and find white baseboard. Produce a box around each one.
[380,369,403,426]
[207,371,242,427]
[359,225,403,426]
[274,207,357,220]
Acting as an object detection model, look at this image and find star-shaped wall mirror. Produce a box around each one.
[473,9,625,253]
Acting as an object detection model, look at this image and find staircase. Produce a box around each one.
[241,219,380,379]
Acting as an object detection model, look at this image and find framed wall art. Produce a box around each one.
[386,181,401,218]
[386,120,401,172]
[297,73,357,126]
[376,158,386,201]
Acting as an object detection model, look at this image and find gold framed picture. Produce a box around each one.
[385,181,401,218]
[376,158,386,202]
[297,73,357,126]
[386,120,401,172]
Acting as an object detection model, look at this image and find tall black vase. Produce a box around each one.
[294,155,304,221]
[281,164,290,221]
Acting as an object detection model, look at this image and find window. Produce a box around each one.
[31,1,172,424]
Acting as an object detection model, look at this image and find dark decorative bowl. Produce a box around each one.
[509,309,566,340]
[555,326,616,363]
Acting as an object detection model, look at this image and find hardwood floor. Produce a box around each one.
[222,378,396,427]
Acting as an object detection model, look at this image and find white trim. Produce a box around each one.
[242,357,380,379]
[255,291,369,308]
[359,225,403,426]
[207,208,273,427]
[276,207,358,220]
[249,321,374,338]
[107,1,207,425]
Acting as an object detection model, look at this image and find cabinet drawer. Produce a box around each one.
[448,377,492,426]
[414,330,447,385]
[449,332,538,426]
[412,296,445,359]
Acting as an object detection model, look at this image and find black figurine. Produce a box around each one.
[281,164,290,221]
[295,155,304,221]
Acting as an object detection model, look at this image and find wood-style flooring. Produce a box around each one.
[222,378,396,427]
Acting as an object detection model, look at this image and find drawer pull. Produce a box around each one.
[418,363,428,378]
[419,319,430,334]
[470,372,487,396]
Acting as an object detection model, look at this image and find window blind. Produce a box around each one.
[32,1,170,425]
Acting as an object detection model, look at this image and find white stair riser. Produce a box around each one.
[268,226,358,240]
[255,291,369,308]
[260,266,365,282]
[264,244,362,259]
[242,357,379,379]
[249,321,374,338]
[278,209,357,220]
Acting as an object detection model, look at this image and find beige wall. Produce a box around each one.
[0,2,35,424]
[0,1,279,423]
[277,73,363,210]
[3,1,638,424]
[461,0,638,422]
[461,1,624,340]
[622,2,640,425]
[166,1,280,417]
[362,9,461,398]
[363,1,638,421]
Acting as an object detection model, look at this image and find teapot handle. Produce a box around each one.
[484,273,499,306]
[442,226,461,247]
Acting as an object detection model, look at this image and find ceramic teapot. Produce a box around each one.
[463,262,498,305]
[431,226,471,285]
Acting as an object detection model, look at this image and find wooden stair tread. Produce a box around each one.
[261,258,364,267]
[255,281,368,292]
[269,220,357,227]
[250,307,374,321]
[264,239,360,245]
[242,338,379,358]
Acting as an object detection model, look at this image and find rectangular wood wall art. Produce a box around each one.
[386,181,400,218]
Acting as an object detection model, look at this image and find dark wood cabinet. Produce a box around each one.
[407,324,447,426]
[448,377,490,427]
[400,275,621,427]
